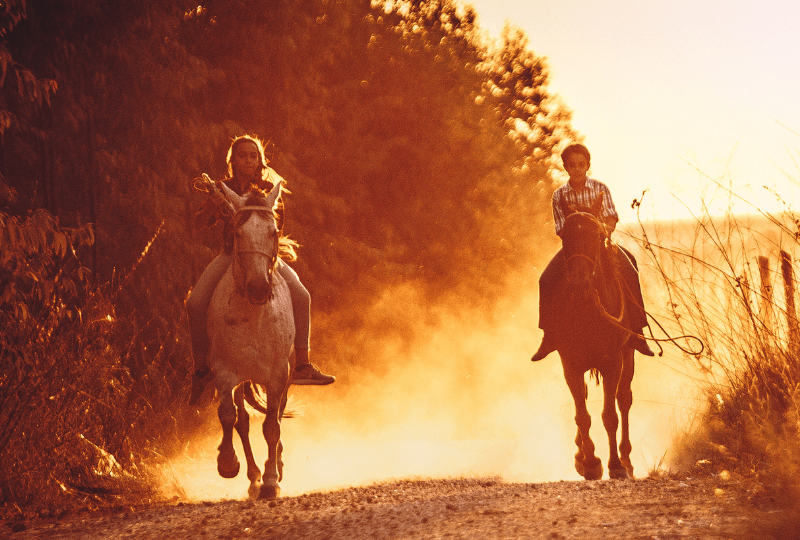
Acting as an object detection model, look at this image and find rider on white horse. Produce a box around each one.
[187,135,335,405]
[531,143,654,362]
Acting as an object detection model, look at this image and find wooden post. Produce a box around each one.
[780,250,798,351]
[758,255,773,332]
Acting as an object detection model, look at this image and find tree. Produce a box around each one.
[0,0,580,510]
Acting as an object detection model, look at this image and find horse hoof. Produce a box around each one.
[248,481,262,499]
[218,461,240,479]
[583,459,603,480]
[621,461,634,478]
[217,451,240,479]
[259,482,281,500]
[609,467,632,480]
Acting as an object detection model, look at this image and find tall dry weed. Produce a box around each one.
[631,186,800,505]
[0,210,196,517]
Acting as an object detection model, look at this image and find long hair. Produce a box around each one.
[226,135,269,180]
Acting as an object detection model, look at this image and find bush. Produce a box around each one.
[633,192,800,505]
[0,208,187,514]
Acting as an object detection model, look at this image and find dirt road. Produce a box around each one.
[6,474,794,539]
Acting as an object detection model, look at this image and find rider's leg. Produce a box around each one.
[532,250,564,362]
[616,247,654,357]
[186,253,231,404]
[275,259,335,385]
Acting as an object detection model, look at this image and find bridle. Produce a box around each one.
[232,205,279,302]
[563,212,626,327]
[559,206,705,357]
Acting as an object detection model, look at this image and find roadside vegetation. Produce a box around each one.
[632,180,800,508]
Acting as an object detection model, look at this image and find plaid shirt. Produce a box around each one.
[552,177,618,236]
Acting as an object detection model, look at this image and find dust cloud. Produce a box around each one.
[166,252,707,502]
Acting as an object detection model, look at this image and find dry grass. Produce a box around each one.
[627,185,800,509]
[0,212,199,519]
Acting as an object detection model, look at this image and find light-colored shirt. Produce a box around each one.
[552,177,618,236]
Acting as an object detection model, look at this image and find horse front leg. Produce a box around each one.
[258,370,289,500]
[563,366,602,480]
[233,384,262,498]
[217,387,240,479]
[276,390,290,482]
[617,348,635,477]
[601,357,629,480]
[259,402,283,500]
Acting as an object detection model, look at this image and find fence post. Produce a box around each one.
[758,255,773,333]
[780,250,798,351]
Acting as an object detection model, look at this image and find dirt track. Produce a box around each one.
[6,475,795,539]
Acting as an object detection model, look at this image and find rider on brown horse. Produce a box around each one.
[531,143,654,362]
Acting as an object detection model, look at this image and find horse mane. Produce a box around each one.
[242,189,269,206]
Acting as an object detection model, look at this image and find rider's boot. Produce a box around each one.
[531,331,557,362]
[630,332,655,357]
[189,363,215,405]
[292,349,336,385]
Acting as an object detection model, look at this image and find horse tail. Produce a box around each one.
[242,382,297,419]
[589,368,601,386]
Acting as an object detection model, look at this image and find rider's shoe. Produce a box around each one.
[292,363,335,385]
[531,332,557,362]
[631,335,655,357]
[189,367,215,405]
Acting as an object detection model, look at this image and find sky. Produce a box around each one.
[463,0,800,223]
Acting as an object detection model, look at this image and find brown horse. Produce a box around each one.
[549,194,635,480]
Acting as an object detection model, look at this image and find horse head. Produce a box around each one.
[558,193,610,291]
[220,181,282,304]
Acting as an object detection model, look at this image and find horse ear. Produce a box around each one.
[558,195,575,217]
[219,182,246,209]
[590,192,604,216]
[265,181,282,210]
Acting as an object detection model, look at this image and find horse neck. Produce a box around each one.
[592,247,624,316]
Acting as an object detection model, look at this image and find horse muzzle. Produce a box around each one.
[245,276,271,305]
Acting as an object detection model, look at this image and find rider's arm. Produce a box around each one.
[194,181,234,230]
[193,198,220,229]
[598,183,619,235]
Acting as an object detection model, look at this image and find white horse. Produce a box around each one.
[207,180,295,499]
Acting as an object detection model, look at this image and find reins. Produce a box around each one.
[563,211,705,358]
[588,294,704,357]
[567,247,626,327]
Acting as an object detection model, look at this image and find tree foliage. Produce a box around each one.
[0,0,577,510]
